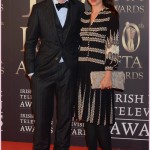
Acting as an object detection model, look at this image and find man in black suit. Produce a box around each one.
[24,0,84,149]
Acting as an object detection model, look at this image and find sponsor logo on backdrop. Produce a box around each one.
[114,0,148,141]
[20,27,27,52]
[115,0,144,14]
[120,21,145,80]
[19,89,54,133]
[20,113,54,134]
[111,93,149,141]
[19,89,33,133]
[122,22,140,52]
[16,61,26,74]
[71,118,85,136]
[119,55,143,80]
[114,7,148,142]
[22,0,37,17]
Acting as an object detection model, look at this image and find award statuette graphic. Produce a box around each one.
[122,22,140,52]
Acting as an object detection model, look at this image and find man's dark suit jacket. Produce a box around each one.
[24,0,84,78]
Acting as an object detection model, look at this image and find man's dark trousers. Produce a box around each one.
[31,63,73,150]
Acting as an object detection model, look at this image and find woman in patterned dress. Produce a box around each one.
[75,0,119,150]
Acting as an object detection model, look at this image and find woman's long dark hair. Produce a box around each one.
[102,0,116,12]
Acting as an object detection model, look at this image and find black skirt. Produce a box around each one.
[75,61,115,126]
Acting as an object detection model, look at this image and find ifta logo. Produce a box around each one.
[122,22,140,52]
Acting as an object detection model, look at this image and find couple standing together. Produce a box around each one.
[24,0,119,149]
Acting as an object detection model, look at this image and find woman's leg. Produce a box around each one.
[95,125,112,150]
[85,123,97,150]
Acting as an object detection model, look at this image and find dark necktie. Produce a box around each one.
[55,1,69,11]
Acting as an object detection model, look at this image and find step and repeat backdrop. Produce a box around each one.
[1,0,149,149]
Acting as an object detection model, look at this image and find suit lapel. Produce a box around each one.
[63,0,75,44]
[45,0,61,45]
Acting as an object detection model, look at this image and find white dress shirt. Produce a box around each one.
[53,0,68,63]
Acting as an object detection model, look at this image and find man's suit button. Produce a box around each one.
[55,57,58,60]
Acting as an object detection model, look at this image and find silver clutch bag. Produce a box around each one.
[90,71,125,90]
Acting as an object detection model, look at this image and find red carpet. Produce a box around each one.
[2,141,102,150]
